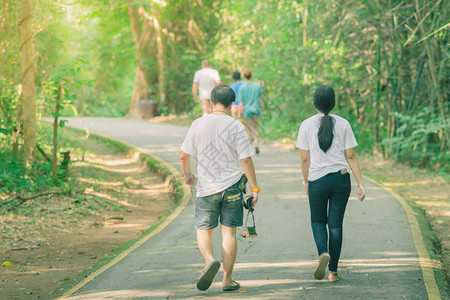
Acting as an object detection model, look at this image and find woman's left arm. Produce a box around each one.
[344,148,366,201]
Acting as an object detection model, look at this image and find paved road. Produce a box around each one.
[61,117,429,299]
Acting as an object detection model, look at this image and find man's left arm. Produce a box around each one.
[180,151,195,186]
[214,71,222,85]
[240,157,259,205]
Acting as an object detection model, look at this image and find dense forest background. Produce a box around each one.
[0,0,448,180]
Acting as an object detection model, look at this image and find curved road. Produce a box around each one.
[59,117,433,299]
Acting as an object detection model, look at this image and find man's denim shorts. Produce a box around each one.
[195,179,244,229]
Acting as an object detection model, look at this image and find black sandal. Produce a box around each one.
[222,280,240,291]
[196,260,220,291]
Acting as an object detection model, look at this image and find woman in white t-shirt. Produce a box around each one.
[296,85,366,282]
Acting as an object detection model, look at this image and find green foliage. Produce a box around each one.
[0,0,21,84]
[383,108,449,169]
[0,124,75,202]
[0,152,68,198]
[210,0,448,169]
[73,2,136,116]
[40,59,92,119]
[0,83,19,134]
[0,0,447,173]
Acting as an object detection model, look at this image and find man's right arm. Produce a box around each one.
[192,82,198,101]
[180,151,195,186]
[240,157,259,205]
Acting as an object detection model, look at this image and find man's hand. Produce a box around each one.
[184,173,195,186]
[250,191,258,206]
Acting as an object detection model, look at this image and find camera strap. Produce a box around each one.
[244,208,255,229]
[242,202,257,238]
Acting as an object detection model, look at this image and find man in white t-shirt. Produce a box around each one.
[180,85,260,292]
[192,60,221,115]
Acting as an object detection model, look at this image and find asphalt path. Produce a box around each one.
[60,117,430,299]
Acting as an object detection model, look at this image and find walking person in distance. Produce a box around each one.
[236,69,263,154]
[296,85,366,282]
[229,70,244,120]
[192,60,221,115]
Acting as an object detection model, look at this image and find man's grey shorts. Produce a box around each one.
[195,179,244,229]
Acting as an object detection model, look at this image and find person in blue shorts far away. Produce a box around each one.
[229,70,244,120]
[236,69,264,154]
[180,85,260,292]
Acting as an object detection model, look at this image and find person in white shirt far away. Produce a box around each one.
[192,60,221,115]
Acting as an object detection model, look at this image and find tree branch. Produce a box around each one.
[2,189,81,207]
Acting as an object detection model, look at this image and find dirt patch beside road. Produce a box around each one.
[0,134,173,299]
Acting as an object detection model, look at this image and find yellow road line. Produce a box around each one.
[365,176,442,300]
[56,140,191,300]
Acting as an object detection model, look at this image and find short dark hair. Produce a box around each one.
[243,69,252,79]
[201,60,211,67]
[211,85,235,107]
[232,70,241,80]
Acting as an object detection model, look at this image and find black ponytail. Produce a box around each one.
[313,85,336,153]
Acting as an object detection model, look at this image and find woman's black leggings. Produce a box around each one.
[308,171,351,272]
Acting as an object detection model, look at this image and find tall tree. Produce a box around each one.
[127,4,153,118]
[20,0,36,166]
[151,2,167,108]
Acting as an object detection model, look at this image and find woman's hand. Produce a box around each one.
[357,184,366,201]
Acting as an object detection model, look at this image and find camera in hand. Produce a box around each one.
[242,196,254,211]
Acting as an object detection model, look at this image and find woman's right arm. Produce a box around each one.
[344,148,366,201]
[300,150,310,196]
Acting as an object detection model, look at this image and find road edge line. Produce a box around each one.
[55,132,191,300]
[364,176,441,300]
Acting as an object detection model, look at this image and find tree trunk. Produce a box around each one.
[12,98,21,159]
[168,33,181,112]
[52,85,61,179]
[127,5,149,118]
[374,43,381,155]
[302,1,308,83]
[151,3,167,110]
[20,0,36,167]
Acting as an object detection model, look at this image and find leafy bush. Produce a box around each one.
[0,153,65,197]
[382,108,449,170]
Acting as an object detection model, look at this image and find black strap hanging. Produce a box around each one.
[242,196,257,238]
